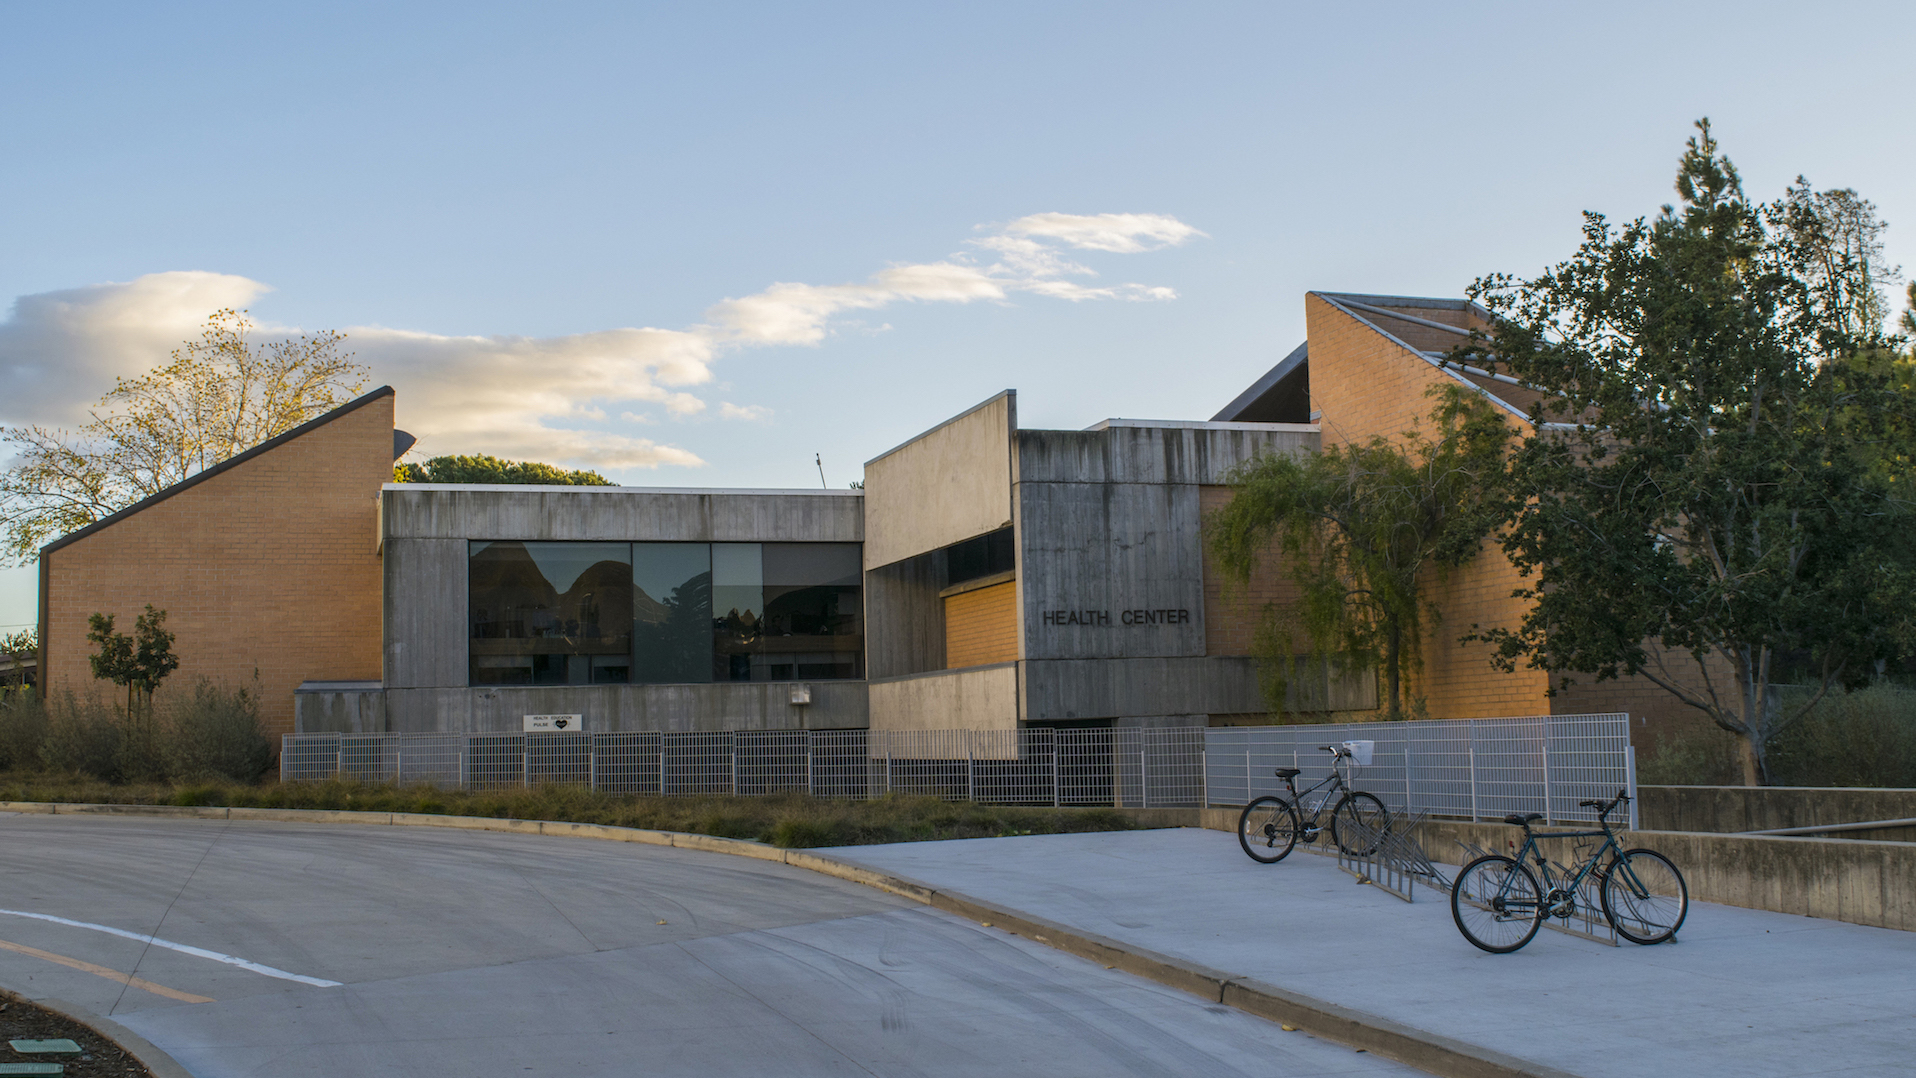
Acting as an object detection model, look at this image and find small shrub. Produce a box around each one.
[0,688,48,771]
[1637,723,1741,786]
[1768,684,1916,788]
[767,817,839,848]
[172,783,221,807]
[161,679,275,783]
[39,694,123,780]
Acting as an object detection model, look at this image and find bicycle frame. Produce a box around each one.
[1495,807,1659,914]
[1279,753,1354,828]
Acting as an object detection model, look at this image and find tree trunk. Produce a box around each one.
[1738,733,1763,787]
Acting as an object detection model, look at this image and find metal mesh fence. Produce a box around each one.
[1203,714,1636,826]
[280,727,1209,806]
[281,717,1629,819]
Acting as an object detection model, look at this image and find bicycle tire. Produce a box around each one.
[1330,791,1390,855]
[1601,849,1688,944]
[1451,855,1543,953]
[1236,796,1300,864]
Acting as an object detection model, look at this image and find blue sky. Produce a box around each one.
[4,1,1914,633]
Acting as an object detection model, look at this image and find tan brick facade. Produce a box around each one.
[1197,484,1302,658]
[1304,295,1550,720]
[40,391,393,736]
[944,581,1018,668]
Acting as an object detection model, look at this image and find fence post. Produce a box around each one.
[806,730,814,797]
[967,740,975,803]
[730,733,739,797]
[1467,738,1478,822]
[522,736,529,789]
[1625,741,1639,831]
[1200,733,1209,809]
[1139,742,1149,809]
[1539,718,1553,825]
[589,734,598,793]
[1051,730,1060,808]
[658,733,667,796]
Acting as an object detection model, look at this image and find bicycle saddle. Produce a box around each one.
[1273,768,1301,779]
[1503,813,1544,825]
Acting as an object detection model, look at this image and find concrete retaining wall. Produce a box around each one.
[1198,809,1916,932]
[1638,785,1916,841]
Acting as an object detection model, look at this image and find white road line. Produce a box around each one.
[0,909,342,987]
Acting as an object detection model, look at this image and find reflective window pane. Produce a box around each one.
[469,541,632,686]
[632,543,712,684]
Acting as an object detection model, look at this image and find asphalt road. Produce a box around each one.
[0,814,1418,1077]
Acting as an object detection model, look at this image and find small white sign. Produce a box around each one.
[524,714,584,733]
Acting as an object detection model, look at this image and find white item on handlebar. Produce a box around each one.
[1340,740,1374,767]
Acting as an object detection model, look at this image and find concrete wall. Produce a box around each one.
[371,485,871,735]
[862,392,1015,570]
[294,684,389,733]
[1022,657,1264,722]
[1405,818,1916,932]
[377,681,868,734]
[40,390,393,736]
[1011,422,1315,723]
[1639,785,1916,842]
[382,485,864,543]
[1200,811,1916,932]
[864,549,945,680]
[868,664,1019,732]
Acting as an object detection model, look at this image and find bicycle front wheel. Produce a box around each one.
[1601,849,1688,944]
[1236,796,1299,864]
[1451,855,1543,953]
[1330,792,1390,855]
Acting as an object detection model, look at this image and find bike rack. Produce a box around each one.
[1309,810,1448,903]
[1456,839,1618,947]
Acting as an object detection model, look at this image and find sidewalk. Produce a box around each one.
[824,828,1914,1078]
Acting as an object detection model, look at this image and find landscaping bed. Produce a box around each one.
[0,776,1142,848]
[0,996,151,1078]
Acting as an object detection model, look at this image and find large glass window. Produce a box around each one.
[469,542,634,686]
[469,541,861,686]
[632,543,712,684]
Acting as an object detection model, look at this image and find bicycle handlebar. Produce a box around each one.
[1576,789,1632,816]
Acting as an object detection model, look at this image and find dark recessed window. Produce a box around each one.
[469,541,633,686]
[946,527,1014,587]
[469,541,861,686]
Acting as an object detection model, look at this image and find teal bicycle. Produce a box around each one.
[1450,790,1687,953]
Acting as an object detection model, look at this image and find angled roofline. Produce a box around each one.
[1309,293,1532,425]
[1212,340,1307,422]
[39,386,397,559]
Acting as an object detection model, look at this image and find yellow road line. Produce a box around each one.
[0,937,215,1003]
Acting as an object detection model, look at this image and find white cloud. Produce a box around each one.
[0,211,1199,469]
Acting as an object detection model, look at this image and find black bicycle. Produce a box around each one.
[1450,790,1687,953]
[1236,744,1390,863]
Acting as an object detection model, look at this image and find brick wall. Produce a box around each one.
[1305,295,1551,719]
[41,392,393,736]
[944,581,1017,668]
[1197,484,1303,658]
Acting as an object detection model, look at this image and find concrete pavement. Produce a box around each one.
[826,828,1916,1078]
[0,814,1418,1077]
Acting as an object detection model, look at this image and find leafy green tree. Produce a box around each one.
[1208,387,1512,720]
[1460,120,1916,785]
[1,309,364,563]
[86,605,180,719]
[393,454,613,485]
[0,627,35,695]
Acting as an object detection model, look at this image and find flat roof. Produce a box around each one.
[1081,418,1318,433]
[382,484,863,496]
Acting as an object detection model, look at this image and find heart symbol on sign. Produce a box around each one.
[554,718,569,729]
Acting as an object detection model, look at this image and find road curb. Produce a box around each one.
[0,987,196,1078]
[0,802,1583,1078]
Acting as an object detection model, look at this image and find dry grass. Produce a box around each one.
[0,774,1143,848]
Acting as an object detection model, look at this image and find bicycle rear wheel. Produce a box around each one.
[1330,792,1390,855]
[1451,855,1543,953]
[1601,849,1688,944]
[1237,796,1299,864]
